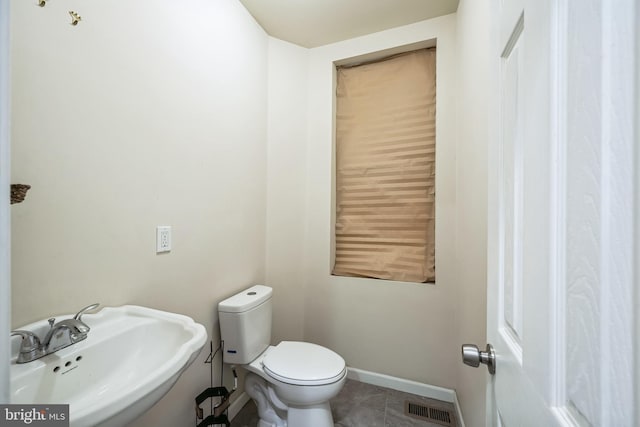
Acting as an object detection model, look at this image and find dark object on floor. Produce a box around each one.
[196,387,231,427]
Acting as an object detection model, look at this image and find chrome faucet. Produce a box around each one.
[11,303,100,364]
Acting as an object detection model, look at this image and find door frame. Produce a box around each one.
[0,0,10,403]
[635,0,640,420]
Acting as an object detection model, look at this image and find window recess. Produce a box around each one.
[333,48,436,283]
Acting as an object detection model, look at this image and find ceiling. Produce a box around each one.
[238,0,460,48]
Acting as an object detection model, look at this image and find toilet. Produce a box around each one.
[218,285,346,427]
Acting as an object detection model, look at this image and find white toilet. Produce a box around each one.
[218,285,346,427]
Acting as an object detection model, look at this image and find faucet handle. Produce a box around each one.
[11,330,41,348]
[74,303,100,322]
[11,330,44,363]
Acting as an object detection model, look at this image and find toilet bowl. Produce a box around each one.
[244,343,347,427]
[218,286,346,427]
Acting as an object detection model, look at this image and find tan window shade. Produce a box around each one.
[333,48,436,283]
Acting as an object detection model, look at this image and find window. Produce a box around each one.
[333,48,436,283]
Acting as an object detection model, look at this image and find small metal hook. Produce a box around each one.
[69,11,81,26]
[37,0,47,7]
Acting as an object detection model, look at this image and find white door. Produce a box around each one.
[483,0,638,426]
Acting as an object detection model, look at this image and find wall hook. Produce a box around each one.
[37,0,47,7]
[69,11,81,26]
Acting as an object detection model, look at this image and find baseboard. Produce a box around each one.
[347,367,465,427]
[228,391,251,421]
[453,392,466,427]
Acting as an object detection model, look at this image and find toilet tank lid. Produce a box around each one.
[218,285,272,313]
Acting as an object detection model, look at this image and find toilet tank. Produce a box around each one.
[218,285,272,364]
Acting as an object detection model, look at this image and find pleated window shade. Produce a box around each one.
[333,48,436,283]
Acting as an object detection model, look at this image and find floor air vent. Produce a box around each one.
[404,400,456,426]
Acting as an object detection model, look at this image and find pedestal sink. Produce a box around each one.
[10,305,207,427]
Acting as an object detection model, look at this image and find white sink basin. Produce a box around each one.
[10,305,207,427]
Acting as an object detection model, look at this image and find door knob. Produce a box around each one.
[461,343,496,375]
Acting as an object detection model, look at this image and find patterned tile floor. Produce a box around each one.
[232,379,456,427]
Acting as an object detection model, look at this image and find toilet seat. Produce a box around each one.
[262,341,346,386]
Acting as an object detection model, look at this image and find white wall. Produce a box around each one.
[265,37,309,344]
[298,14,459,389]
[0,0,11,404]
[9,0,267,425]
[455,0,490,425]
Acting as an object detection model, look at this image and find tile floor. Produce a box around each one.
[231,379,457,427]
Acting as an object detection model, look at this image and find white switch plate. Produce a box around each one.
[156,226,171,253]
